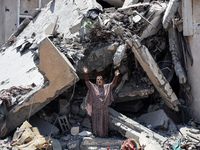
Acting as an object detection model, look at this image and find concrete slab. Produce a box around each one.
[109,107,167,143]
[138,109,169,129]
[127,37,180,111]
[0,38,78,137]
[80,137,123,150]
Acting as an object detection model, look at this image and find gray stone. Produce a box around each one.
[67,140,80,150]
[138,109,169,129]
[71,126,79,135]
[62,134,71,141]
[132,15,141,23]
[139,132,163,150]
[113,44,126,68]
[51,138,62,150]
[78,131,92,137]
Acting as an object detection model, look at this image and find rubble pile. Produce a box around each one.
[0,0,198,149]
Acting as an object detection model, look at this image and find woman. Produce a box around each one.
[83,67,120,137]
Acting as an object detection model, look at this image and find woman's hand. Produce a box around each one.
[115,70,120,76]
[83,66,88,73]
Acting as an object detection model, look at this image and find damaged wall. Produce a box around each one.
[0,0,6,45]
[0,0,51,46]
[187,0,200,121]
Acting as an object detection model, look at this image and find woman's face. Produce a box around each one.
[96,76,103,86]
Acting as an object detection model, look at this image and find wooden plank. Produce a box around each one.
[182,0,193,36]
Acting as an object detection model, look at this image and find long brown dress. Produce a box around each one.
[84,74,118,138]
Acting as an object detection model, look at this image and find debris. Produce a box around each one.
[127,37,180,111]
[0,0,199,149]
[67,139,80,150]
[109,107,167,143]
[11,121,51,150]
[168,24,187,84]
[139,132,162,150]
[162,0,180,30]
[71,126,80,136]
[58,115,70,133]
[138,109,169,129]
[0,38,78,137]
[51,138,62,150]
[78,131,92,137]
[80,137,124,150]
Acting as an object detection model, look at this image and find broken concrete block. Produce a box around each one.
[113,44,126,68]
[69,16,84,34]
[109,107,167,143]
[162,0,180,30]
[78,131,92,137]
[71,126,79,136]
[58,115,70,133]
[139,132,163,150]
[132,15,141,23]
[0,37,78,137]
[80,137,123,150]
[127,37,180,111]
[51,138,62,150]
[29,116,59,136]
[67,139,80,150]
[122,0,138,8]
[139,109,169,129]
[140,2,167,39]
[179,126,200,143]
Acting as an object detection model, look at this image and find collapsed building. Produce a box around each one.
[0,0,200,149]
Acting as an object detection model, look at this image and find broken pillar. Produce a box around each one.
[168,25,187,84]
[80,137,124,150]
[0,38,78,137]
[109,107,167,143]
[127,37,180,111]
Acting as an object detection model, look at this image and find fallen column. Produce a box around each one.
[168,25,187,84]
[0,38,79,137]
[127,36,180,111]
[109,107,167,144]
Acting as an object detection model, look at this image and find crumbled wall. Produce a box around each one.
[0,0,5,45]
[188,0,200,121]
